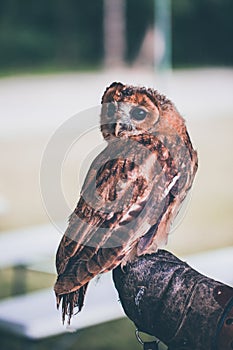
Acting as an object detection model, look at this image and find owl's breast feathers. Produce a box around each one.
[55,131,197,322]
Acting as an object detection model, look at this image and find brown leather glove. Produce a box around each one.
[112,250,233,350]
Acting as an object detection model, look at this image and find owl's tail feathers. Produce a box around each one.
[56,283,89,324]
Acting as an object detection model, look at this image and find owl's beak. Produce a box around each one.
[114,121,121,137]
[114,121,132,137]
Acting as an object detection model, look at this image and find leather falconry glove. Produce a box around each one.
[113,249,233,350]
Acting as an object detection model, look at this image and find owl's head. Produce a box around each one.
[100,82,186,141]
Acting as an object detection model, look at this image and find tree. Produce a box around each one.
[103,0,126,67]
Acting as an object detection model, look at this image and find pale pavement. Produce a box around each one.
[0,67,233,138]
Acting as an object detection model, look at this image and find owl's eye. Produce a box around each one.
[130,107,147,121]
[107,103,116,118]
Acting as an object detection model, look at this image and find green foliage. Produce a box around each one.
[0,0,232,73]
[0,0,103,70]
[172,0,233,66]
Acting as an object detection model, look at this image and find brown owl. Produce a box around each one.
[54,82,198,323]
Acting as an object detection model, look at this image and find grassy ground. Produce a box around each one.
[0,268,55,299]
[0,317,169,350]
[0,318,140,350]
[0,269,167,350]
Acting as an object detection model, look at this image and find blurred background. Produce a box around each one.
[0,0,233,349]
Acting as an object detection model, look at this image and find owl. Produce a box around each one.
[54,82,198,323]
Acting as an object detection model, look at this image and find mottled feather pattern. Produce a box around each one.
[54,82,198,323]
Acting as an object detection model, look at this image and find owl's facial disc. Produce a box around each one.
[101,100,160,140]
[114,106,149,137]
[114,103,155,137]
[112,103,145,138]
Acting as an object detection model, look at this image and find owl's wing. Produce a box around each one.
[136,131,198,255]
[55,136,178,291]
[55,143,149,281]
[55,135,180,323]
